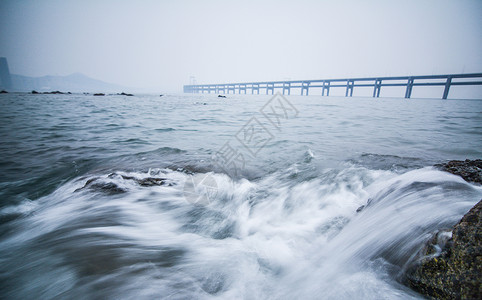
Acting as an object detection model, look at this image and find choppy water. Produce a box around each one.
[0,93,481,299]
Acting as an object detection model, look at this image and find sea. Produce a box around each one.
[0,92,481,299]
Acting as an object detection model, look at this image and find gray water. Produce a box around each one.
[0,93,481,299]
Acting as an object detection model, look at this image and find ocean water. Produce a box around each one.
[0,93,481,299]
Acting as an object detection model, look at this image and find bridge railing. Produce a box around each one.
[183,73,482,99]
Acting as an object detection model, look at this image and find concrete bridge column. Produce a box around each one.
[252,84,259,94]
[322,81,330,96]
[301,81,310,95]
[405,78,414,98]
[373,79,382,97]
[283,82,291,95]
[266,83,274,95]
[240,84,247,94]
[345,80,354,96]
[442,76,452,99]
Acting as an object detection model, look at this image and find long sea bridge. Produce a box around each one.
[184,73,482,99]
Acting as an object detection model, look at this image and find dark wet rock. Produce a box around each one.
[136,177,171,186]
[356,198,373,213]
[404,199,482,299]
[93,93,105,96]
[436,159,482,184]
[108,173,175,187]
[356,205,365,213]
[159,94,163,97]
[76,173,175,194]
[0,90,8,93]
[75,178,127,195]
[218,95,226,98]
[43,90,64,94]
[117,92,134,96]
[31,90,39,94]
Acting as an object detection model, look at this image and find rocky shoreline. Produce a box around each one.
[435,159,482,184]
[403,159,481,299]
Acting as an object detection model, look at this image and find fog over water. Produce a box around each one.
[0,0,481,92]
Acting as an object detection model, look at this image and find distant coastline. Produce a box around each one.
[6,72,128,93]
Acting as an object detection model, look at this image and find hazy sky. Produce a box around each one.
[0,0,481,92]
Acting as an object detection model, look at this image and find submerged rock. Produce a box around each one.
[436,159,482,184]
[404,199,482,299]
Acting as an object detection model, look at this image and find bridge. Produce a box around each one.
[183,73,482,99]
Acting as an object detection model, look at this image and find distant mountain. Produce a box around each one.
[10,73,129,93]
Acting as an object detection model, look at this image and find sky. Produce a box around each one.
[0,0,481,92]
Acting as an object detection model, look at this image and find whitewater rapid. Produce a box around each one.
[1,164,480,299]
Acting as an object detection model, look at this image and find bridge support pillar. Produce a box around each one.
[301,82,310,95]
[373,79,382,97]
[283,82,291,95]
[266,83,274,95]
[442,76,452,99]
[345,80,354,96]
[252,84,259,94]
[241,84,247,94]
[322,81,330,96]
[405,78,414,98]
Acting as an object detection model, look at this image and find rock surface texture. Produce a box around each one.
[405,199,481,299]
[436,159,482,184]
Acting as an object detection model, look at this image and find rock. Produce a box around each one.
[76,173,175,194]
[75,178,127,195]
[436,159,482,184]
[118,92,134,96]
[113,174,174,187]
[43,90,64,94]
[404,199,482,299]
[0,90,8,93]
[356,205,365,213]
[93,93,105,96]
[159,94,164,97]
[356,198,373,213]
[218,95,226,98]
[31,90,39,94]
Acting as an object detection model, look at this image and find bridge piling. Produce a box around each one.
[373,79,382,97]
[405,78,414,98]
[301,82,310,96]
[283,82,291,95]
[322,81,330,96]
[443,76,452,99]
[345,80,354,97]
